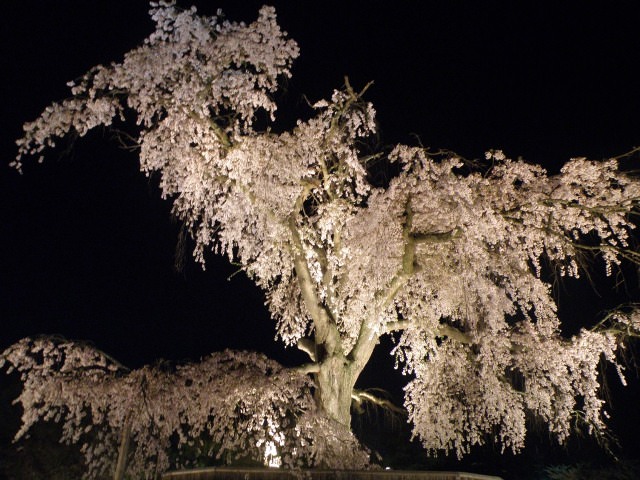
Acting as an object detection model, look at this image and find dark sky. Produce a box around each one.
[1,0,640,463]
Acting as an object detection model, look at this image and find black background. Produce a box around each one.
[1,0,640,471]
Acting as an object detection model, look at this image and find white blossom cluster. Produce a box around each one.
[13,1,640,463]
[379,148,639,456]
[14,2,298,169]
[1,336,370,478]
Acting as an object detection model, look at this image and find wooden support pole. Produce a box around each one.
[114,414,132,480]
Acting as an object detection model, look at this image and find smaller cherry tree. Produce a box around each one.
[1,336,370,479]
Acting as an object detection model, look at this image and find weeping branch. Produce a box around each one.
[351,389,406,415]
[591,306,640,340]
[350,200,419,367]
[353,200,465,364]
[411,227,462,244]
[374,200,417,312]
[384,321,472,344]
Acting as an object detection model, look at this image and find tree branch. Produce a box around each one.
[437,324,472,344]
[186,110,231,148]
[384,320,411,333]
[296,338,317,362]
[384,320,471,344]
[294,362,321,374]
[351,389,406,415]
[349,200,418,366]
[411,226,462,244]
[375,201,417,310]
[287,217,342,355]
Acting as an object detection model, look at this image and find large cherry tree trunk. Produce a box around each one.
[315,355,360,427]
[312,324,379,429]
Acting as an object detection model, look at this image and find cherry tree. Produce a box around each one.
[1,336,369,478]
[10,0,640,469]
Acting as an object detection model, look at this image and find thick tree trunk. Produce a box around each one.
[315,355,359,428]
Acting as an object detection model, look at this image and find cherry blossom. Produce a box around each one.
[10,1,640,472]
[1,336,369,478]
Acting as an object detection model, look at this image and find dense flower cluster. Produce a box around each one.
[1,336,370,478]
[12,0,640,468]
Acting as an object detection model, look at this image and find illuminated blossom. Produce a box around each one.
[10,1,640,472]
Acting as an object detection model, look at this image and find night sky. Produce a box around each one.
[2,0,640,467]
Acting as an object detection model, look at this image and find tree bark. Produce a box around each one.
[315,355,359,428]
